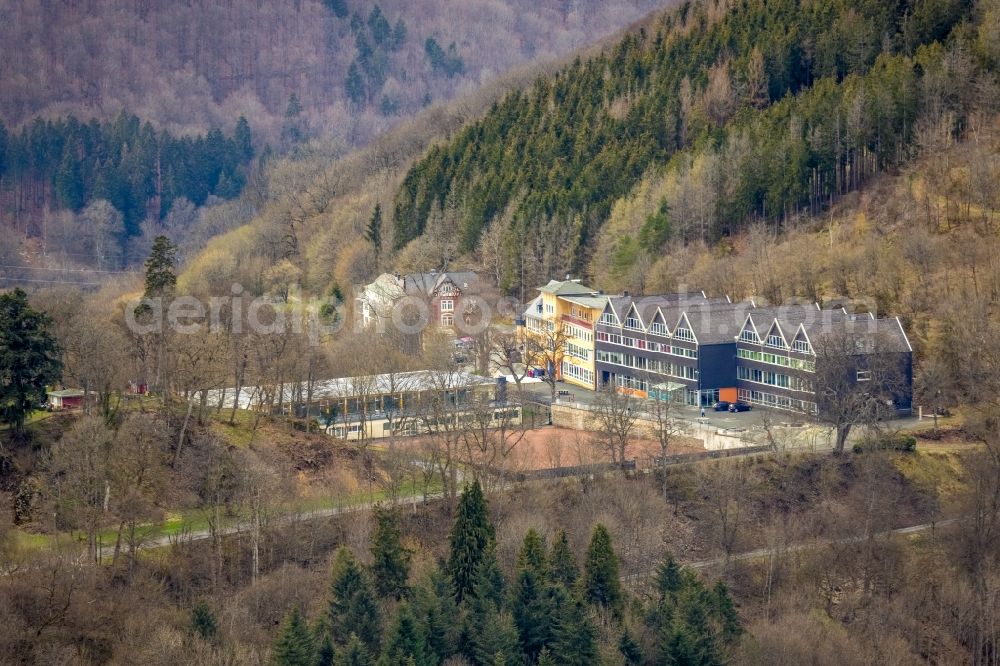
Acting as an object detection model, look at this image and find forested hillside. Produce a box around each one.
[0,0,673,277]
[391,0,986,292]
[0,0,667,145]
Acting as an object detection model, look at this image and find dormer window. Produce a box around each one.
[599,313,617,325]
[739,329,760,344]
[766,334,785,349]
[793,339,812,354]
[624,316,641,331]
[441,283,454,294]
[674,327,694,341]
[650,322,668,336]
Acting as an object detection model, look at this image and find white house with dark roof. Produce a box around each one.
[356,270,481,332]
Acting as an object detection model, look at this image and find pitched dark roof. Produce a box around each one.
[403,271,480,295]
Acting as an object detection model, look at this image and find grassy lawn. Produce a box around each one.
[11,472,445,560]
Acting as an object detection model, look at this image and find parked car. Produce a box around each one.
[729,401,753,412]
[713,401,731,412]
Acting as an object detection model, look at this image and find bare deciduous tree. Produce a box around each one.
[813,328,907,453]
[590,384,640,468]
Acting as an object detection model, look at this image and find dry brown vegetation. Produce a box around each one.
[0,0,670,145]
[0,446,983,664]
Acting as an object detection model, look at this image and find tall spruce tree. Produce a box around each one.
[549,598,597,666]
[335,633,372,666]
[710,579,742,645]
[143,235,177,299]
[271,608,315,666]
[548,530,578,588]
[654,552,683,600]
[366,203,383,258]
[370,504,410,600]
[516,528,546,576]
[234,116,254,162]
[316,633,336,666]
[582,523,623,615]
[377,603,429,666]
[0,289,62,438]
[328,547,381,652]
[511,530,554,661]
[447,481,495,603]
[466,601,519,666]
[411,565,460,662]
[618,627,644,665]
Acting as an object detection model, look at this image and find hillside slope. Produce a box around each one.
[391,0,989,293]
[0,0,668,146]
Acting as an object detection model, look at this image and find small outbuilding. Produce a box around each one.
[47,389,85,410]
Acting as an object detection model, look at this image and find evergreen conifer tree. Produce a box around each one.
[511,530,554,660]
[411,564,460,662]
[548,530,578,588]
[549,598,597,666]
[234,116,254,162]
[316,633,335,666]
[582,523,623,615]
[54,148,85,211]
[377,603,429,666]
[143,236,177,299]
[271,608,315,666]
[328,547,381,652]
[0,289,62,438]
[370,505,410,600]
[710,579,742,645]
[466,603,519,666]
[447,481,495,603]
[366,204,383,258]
[654,552,683,600]
[618,627,644,664]
[516,528,546,576]
[335,633,372,666]
[189,600,218,642]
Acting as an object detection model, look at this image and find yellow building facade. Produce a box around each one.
[523,279,608,391]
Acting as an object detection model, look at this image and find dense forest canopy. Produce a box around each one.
[0,111,256,270]
[0,112,254,233]
[391,0,982,293]
[0,0,670,146]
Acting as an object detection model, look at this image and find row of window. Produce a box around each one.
[561,361,594,386]
[740,327,814,354]
[737,348,816,372]
[595,331,697,357]
[526,316,554,334]
[564,322,594,342]
[615,374,647,391]
[596,350,697,380]
[598,313,693,341]
[566,342,590,361]
[737,388,817,414]
[737,366,814,392]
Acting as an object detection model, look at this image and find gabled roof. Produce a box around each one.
[761,319,790,348]
[404,271,479,295]
[561,295,610,310]
[48,389,85,398]
[537,279,597,296]
[683,301,757,344]
[523,295,542,319]
[739,305,912,354]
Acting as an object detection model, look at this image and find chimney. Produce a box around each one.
[622,290,630,297]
